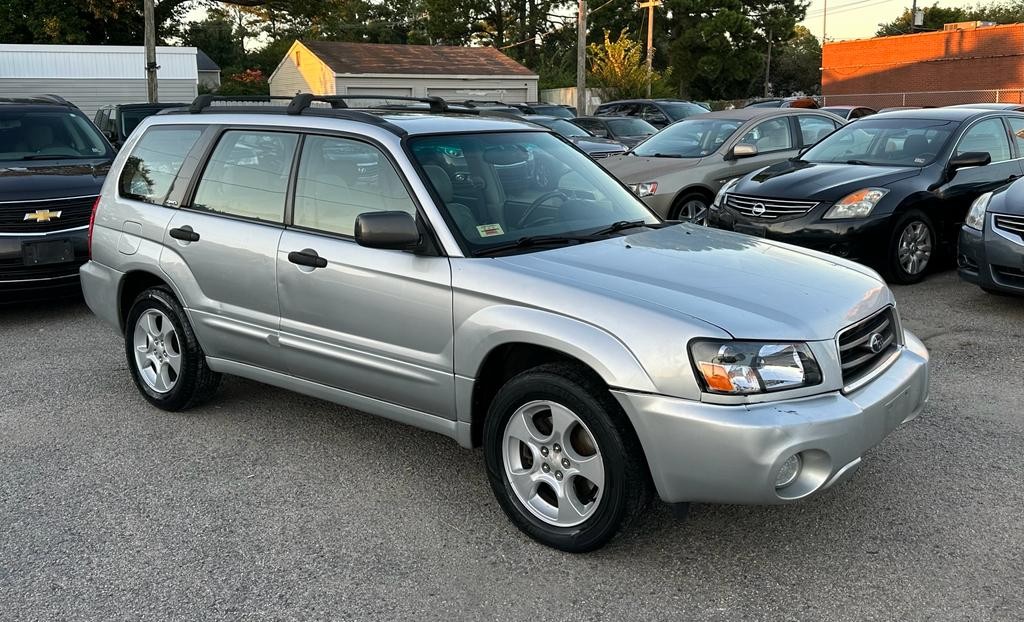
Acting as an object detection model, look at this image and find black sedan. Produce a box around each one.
[958,178,1024,295]
[569,116,658,148]
[709,108,1024,283]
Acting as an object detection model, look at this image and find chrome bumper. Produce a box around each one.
[613,330,930,504]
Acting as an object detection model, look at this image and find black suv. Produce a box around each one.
[594,99,707,129]
[0,96,114,299]
[94,102,188,148]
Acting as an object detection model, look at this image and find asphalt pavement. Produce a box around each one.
[1,270,1022,621]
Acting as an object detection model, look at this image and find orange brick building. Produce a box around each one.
[822,23,1024,108]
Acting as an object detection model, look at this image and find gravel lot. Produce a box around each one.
[1,270,1022,621]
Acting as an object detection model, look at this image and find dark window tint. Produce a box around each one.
[956,118,1011,163]
[797,115,837,145]
[640,104,669,125]
[293,135,415,236]
[595,104,619,116]
[192,130,298,223]
[119,126,203,205]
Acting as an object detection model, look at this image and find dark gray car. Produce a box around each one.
[570,116,658,148]
[959,177,1024,295]
[603,108,844,221]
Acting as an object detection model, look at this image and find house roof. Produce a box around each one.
[300,41,536,77]
[195,49,220,72]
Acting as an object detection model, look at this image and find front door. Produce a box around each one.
[937,116,1024,227]
[717,116,801,185]
[276,134,455,418]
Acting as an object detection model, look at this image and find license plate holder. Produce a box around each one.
[22,239,75,266]
[734,223,768,238]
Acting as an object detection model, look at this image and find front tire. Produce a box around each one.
[483,363,651,552]
[887,210,936,284]
[671,192,710,224]
[125,287,221,411]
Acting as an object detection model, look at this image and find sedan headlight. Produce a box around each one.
[690,340,823,395]
[823,187,889,219]
[965,192,991,230]
[712,177,741,209]
[628,181,659,197]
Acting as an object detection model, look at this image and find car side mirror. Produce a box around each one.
[354,211,421,251]
[729,143,758,159]
[948,151,991,172]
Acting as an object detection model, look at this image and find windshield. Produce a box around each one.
[535,118,591,138]
[660,102,709,121]
[801,118,957,166]
[533,106,575,119]
[409,132,659,255]
[0,110,111,161]
[631,118,742,157]
[606,118,656,136]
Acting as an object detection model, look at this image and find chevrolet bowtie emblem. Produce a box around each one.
[23,209,62,222]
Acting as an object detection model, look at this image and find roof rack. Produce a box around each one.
[189,94,294,114]
[0,94,77,107]
[287,94,449,114]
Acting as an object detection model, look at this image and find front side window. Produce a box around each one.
[641,105,668,125]
[409,131,659,255]
[0,110,112,161]
[797,115,837,146]
[802,118,958,166]
[119,126,203,205]
[631,118,742,158]
[956,118,1012,163]
[191,130,298,223]
[293,135,416,236]
[738,118,793,153]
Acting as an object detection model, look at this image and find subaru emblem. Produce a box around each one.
[868,332,885,353]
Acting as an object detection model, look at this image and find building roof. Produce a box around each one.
[195,49,220,72]
[300,41,536,77]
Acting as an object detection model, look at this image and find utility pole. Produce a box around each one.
[822,0,827,43]
[639,0,661,98]
[764,30,772,98]
[910,0,917,33]
[144,0,158,103]
[576,0,587,115]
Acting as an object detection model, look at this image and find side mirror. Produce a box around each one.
[354,211,420,251]
[729,143,758,159]
[948,151,991,172]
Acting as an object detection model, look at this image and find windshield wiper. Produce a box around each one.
[845,159,874,165]
[589,219,649,237]
[647,153,684,158]
[20,155,77,160]
[474,235,594,257]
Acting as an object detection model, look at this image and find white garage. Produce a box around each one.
[0,44,199,118]
[270,41,538,104]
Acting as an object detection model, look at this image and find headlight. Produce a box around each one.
[823,187,889,219]
[965,192,991,230]
[690,340,823,395]
[712,177,741,209]
[628,181,658,197]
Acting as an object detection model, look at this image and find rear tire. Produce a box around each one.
[483,363,651,552]
[886,210,936,284]
[124,287,221,411]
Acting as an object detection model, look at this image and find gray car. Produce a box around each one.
[80,94,929,553]
[603,108,845,222]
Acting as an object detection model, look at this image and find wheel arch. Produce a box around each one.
[669,185,716,219]
[118,269,178,333]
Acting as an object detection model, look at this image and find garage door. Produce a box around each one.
[345,87,413,97]
[427,87,528,104]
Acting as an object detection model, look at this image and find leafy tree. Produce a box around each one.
[182,9,245,71]
[768,25,821,96]
[588,31,671,100]
[0,0,191,44]
[876,2,1024,36]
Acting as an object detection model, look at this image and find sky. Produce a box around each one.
[798,0,972,41]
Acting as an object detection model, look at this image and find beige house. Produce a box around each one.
[269,40,538,103]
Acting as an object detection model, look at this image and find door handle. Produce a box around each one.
[288,248,327,269]
[169,226,200,242]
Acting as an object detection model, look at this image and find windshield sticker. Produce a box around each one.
[476,223,504,237]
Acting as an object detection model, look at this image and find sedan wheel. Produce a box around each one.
[673,193,710,224]
[897,221,933,276]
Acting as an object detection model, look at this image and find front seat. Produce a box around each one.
[422,165,478,237]
[901,134,931,162]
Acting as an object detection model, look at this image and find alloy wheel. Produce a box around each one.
[502,400,605,527]
[897,220,933,276]
[132,309,182,394]
[678,199,708,224]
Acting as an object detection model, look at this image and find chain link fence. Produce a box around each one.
[823,90,1024,109]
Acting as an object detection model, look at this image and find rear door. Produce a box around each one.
[160,128,299,370]
[937,116,1023,227]
[275,133,455,418]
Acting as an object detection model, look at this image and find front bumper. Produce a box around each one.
[0,227,88,300]
[708,204,892,267]
[958,222,1024,295]
[613,330,929,504]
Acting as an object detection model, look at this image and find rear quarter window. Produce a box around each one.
[119,126,204,206]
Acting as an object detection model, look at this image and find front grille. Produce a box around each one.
[837,307,899,386]
[726,194,819,219]
[993,213,1024,240]
[0,195,97,233]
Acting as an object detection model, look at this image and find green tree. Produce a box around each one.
[876,2,1024,36]
[182,9,245,71]
[588,30,670,100]
[768,25,821,96]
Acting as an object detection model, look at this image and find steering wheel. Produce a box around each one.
[517,190,569,228]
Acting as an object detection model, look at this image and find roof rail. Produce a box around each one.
[287,93,449,114]
[0,94,77,107]
[188,94,293,114]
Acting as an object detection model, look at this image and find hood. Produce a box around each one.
[570,136,628,154]
[497,225,890,341]
[992,178,1024,216]
[602,154,702,182]
[738,160,920,200]
[0,159,110,201]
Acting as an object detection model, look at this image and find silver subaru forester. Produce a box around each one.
[81,95,930,552]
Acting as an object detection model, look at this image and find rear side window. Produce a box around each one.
[119,126,203,205]
[797,115,837,146]
[956,118,1012,163]
[191,130,298,223]
[1007,117,1024,155]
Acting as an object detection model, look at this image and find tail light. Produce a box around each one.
[88,196,100,258]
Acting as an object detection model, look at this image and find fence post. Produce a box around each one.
[996,89,1001,103]
[902,93,906,106]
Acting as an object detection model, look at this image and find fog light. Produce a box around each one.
[775,454,802,489]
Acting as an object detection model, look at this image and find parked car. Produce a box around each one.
[512,102,577,118]
[485,112,628,159]
[603,108,844,221]
[594,99,708,129]
[94,102,189,148]
[81,93,929,553]
[0,95,114,299]
[821,105,877,120]
[744,97,819,109]
[946,102,1024,112]
[569,116,658,148]
[710,108,1024,283]
[958,178,1024,295]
